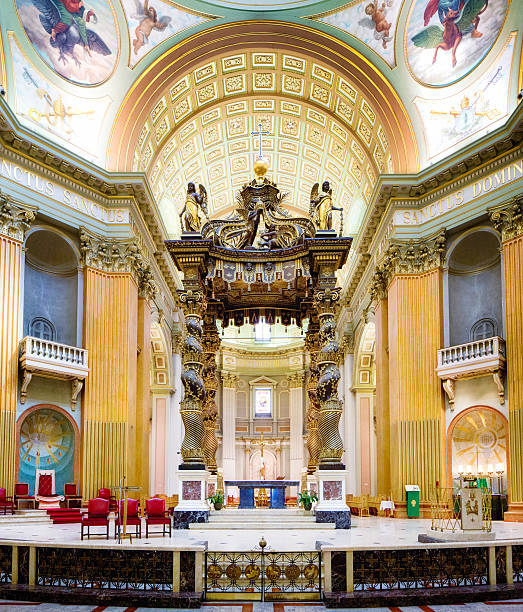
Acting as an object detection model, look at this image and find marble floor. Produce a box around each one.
[0,601,522,611]
[0,516,522,550]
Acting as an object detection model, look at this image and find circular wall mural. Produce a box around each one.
[15,0,118,86]
[18,408,75,495]
[405,0,509,86]
[451,407,507,474]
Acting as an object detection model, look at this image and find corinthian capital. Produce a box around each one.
[287,372,306,388]
[489,198,523,241]
[0,190,36,241]
[221,371,239,389]
[370,230,446,301]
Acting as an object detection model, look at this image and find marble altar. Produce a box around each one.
[225,480,299,509]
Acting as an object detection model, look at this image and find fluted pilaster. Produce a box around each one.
[490,199,523,519]
[0,191,35,492]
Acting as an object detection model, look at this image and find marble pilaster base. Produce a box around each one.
[316,509,351,529]
[172,509,209,530]
[176,468,210,512]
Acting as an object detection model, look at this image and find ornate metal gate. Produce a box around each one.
[204,551,322,601]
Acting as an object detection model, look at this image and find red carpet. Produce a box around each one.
[46,507,83,524]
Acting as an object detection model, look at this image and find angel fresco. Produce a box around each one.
[406,0,507,86]
[131,0,171,55]
[412,0,490,68]
[15,0,117,85]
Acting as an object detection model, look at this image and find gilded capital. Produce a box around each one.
[221,372,239,389]
[179,289,206,317]
[340,331,354,355]
[0,190,36,241]
[80,229,156,300]
[489,198,523,242]
[287,372,306,388]
[370,231,446,301]
[313,287,341,316]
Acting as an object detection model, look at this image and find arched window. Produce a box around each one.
[30,317,55,341]
[470,318,496,341]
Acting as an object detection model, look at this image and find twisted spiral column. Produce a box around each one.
[179,290,206,466]
[305,321,321,474]
[202,316,220,474]
[314,288,344,467]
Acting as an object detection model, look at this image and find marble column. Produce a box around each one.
[221,372,239,480]
[0,193,34,493]
[289,372,305,486]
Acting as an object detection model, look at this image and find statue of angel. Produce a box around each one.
[309,181,342,231]
[179,182,209,233]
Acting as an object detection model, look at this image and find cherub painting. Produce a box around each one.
[314,0,402,67]
[15,0,118,85]
[131,0,171,55]
[406,0,509,86]
[121,0,209,67]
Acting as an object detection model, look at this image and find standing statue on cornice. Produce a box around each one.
[309,181,342,232]
[179,182,209,233]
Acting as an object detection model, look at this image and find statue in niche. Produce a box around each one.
[309,181,342,231]
[179,182,208,233]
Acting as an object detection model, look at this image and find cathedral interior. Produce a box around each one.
[0,0,522,609]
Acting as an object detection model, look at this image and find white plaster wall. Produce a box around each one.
[342,355,357,495]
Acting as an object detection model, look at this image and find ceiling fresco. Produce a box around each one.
[311,0,404,67]
[0,0,520,239]
[14,0,119,85]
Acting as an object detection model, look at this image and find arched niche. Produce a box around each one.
[445,228,503,347]
[446,405,508,492]
[16,404,80,495]
[23,228,81,347]
[249,449,278,481]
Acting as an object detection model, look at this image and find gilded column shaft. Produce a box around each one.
[0,193,35,492]
[179,290,206,466]
[202,315,220,474]
[490,200,523,510]
[305,324,321,474]
[314,288,344,467]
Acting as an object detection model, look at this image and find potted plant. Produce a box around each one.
[208,491,224,511]
[297,490,318,512]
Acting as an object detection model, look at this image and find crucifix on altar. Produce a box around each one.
[250,432,275,480]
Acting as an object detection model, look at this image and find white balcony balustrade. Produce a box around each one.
[436,336,505,409]
[19,336,89,409]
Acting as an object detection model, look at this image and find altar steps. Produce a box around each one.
[190,508,336,530]
[0,510,51,525]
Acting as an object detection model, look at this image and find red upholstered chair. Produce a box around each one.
[145,497,171,538]
[14,483,35,509]
[115,498,141,539]
[97,488,117,511]
[64,483,82,508]
[81,498,110,540]
[0,488,14,515]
